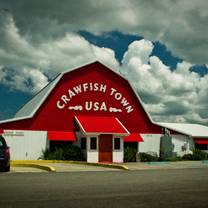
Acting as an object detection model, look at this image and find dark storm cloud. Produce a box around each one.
[139,91,162,104]
[162,101,189,116]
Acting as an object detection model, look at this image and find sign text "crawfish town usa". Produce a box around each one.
[56,82,134,113]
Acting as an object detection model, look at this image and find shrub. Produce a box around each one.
[166,156,183,162]
[124,147,137,162]
[182,154,194,160]
[182,149,208,161]
[192,149,208,160]
[41,148,64,160]
[41,145,84,161]
[139,152,159,162]
[62,145,84,161]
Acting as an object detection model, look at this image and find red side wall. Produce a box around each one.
[0,62,161,134]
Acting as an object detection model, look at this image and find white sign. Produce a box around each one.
[3,131,24,136]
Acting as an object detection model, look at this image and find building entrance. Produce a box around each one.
[99,134,112,162]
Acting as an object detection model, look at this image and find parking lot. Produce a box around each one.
[1,168,208,208]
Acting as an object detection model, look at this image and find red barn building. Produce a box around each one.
[0,61,208,162]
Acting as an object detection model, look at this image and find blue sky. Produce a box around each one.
[79,31,183,69]
[80,31,208,75]
[0,0,208,125]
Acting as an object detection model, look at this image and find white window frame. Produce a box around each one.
[89,136,98,150]
[113,137,121,151]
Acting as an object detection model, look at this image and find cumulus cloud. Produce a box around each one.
[121,39,208,125]
[0,66,49,93]
[0,0,207,64]
[0,11,119,92]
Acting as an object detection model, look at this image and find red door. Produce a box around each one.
[99,134,112,163]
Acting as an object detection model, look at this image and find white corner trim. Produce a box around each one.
[74,116,86,134]
[115,117,130,135]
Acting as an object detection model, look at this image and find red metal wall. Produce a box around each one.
[0,62,161,134]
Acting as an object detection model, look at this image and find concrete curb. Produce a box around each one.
[11,161,56,172]
[11,160,129,171]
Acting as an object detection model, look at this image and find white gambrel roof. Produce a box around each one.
[157,122,208,138]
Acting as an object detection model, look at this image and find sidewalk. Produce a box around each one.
[9,160,208,173]
[10,161,122,173]
[125,161,208,170]
[39,162,120,172]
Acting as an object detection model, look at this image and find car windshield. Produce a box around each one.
[0,136,6,147]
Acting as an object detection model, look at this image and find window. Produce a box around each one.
[90,137,97,150]
[81,137,86,150]
[0,140,3,147]
[0,136,6,147]
[114,137,121,150]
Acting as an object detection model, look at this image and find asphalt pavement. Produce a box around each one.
[1,168,208,208]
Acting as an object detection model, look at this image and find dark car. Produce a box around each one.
[0,135,10,172]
